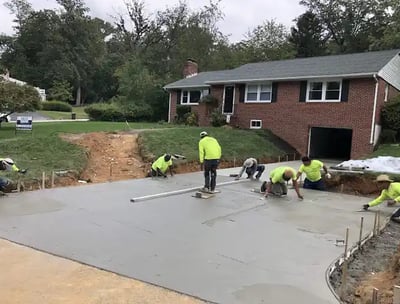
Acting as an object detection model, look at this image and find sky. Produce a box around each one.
[0,0,305,43]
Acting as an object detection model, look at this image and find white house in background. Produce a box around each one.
[0,70,46,101]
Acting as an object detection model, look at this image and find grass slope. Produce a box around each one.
[370,144,400,158]
[139,127,285,162]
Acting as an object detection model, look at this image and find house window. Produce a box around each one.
[250,120,262,129]
[246,83,272,102]
[307,80,342,102]
[181,90,202,104]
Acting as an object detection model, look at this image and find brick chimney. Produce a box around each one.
[183,59,198,78]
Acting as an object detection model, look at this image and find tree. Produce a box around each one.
[234,20,295,63]
[4,0,33,30]
[47,80,73,102]
[299,0,392,53]
[370,1,400,50]
[290,11,327,57]
[0,81,41,115]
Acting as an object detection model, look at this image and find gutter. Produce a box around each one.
[370,74,379,144]
[205,72,376,85]
[168,92,171,123]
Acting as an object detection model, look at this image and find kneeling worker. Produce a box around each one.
[150,154,173,178]
[363,175,400,223]
[261,166,303,199]
[296,156,331,190]
[235,158,265,180]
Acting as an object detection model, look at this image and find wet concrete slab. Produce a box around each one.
[0,161,394,304]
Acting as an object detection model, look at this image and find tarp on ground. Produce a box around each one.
[334,156,400,174]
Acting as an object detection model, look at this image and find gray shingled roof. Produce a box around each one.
[164,49,400,89]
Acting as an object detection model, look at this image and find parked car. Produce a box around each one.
[0,113,10,122]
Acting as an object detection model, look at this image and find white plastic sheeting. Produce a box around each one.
[335,156,400,174]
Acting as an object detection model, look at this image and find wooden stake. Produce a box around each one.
[341,228,350,299]
[109,163,113,181]
[293,153,296,161]
[42,172,46,189]
[278,156,281,162]
[233,157,236,167]
[373,212,378,236]
[372,288,379,304]
[340,184,344,193]
[393,285,400,304]
[358,217,364,250]
[17,178,21,193]
[51,171,55,188]
[286,154,289,162]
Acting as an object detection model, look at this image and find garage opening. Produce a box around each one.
[309,127,352,160]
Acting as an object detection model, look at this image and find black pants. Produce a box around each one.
[246,165,265,179]
[204,159,219,191]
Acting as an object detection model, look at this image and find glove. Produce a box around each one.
[363,204,369,211]
[298,195,304,200]
[387,200,396,206]
[19,169,27,174]
[163,175,167,178]
[325,173,331,179]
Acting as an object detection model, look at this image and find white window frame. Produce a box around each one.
[250,119,262,129]
[181,89,203,105]
[245,83,272,103]
[306,79,342,102]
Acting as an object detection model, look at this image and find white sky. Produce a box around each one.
[0,0,305,42]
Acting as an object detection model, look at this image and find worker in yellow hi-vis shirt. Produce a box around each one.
[261,166,303,200]
[198,131,221,193]
[296,156,331,191]
[363,175,400,223]
[150,154,173,178]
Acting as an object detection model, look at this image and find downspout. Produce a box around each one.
[370,74,379,144]
[168,91,172,123]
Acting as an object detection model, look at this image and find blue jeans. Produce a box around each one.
[303,178,325,191]
[246,165,265,179]
[0,177,11,191]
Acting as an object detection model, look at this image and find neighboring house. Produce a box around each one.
[0,71,46,101]
[164,50,400,159]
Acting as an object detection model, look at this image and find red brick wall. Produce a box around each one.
[230,78,378,159]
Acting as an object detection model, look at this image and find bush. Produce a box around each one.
[175,105,191,124]
[210,108,226,127]
[186,112,198,126]
[380,129,398,143]
[0,81,41,112]
[381,99,400,131]
[84,103,125,121]
[42,101,72,112]
[200,94,219,105]
[84,102,152,122]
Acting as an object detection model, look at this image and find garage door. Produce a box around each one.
[309,127,352,160]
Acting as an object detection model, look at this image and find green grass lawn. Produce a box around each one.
[370,144,400,157]
[38,106,88,120]
[139,127,285,162]
[0,121,173,181]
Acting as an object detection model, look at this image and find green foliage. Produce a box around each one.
[0,81,41,112]
[200,94,218,105]
[175,105,191,124]
[289,11,326,58]
[380,129,398,144]
[210,107,226,127]
[41,100,72,112]
[84,102,152,121]
[185,112,198,126]
[47,80,73,102]
[381,98,400,131]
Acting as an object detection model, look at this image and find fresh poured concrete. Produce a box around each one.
[0,161,394,304]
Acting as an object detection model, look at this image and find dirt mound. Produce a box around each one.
[326,174,380,196]
[62,132,147,183]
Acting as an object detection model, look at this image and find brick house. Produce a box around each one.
[164,50,400,159]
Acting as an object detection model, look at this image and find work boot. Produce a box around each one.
[362,204,369,211]
[200,187,209,193]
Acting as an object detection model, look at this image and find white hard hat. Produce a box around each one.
[200,131,208,138]
[244,159,253,167]
[2,158,14,165]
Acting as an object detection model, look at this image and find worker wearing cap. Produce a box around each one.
[363,175,400,223]
[150,154,173,178]
[0,158,26,192]
[235,158,265,180]
[261,166,303,199]
[199,131,221,193]
[296,156,331,191]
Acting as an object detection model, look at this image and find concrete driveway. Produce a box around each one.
[0,161,393,304]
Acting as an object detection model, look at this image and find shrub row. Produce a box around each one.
[41,101,72,112]
[84,103,152,121]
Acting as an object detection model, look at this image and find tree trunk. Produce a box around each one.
[75,86,81,106]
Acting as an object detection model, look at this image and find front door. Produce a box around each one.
[223,85,234,114]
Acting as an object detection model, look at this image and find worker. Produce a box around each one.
[261,166,303,199]
[296,156,331,190]
[199,131,221,193]
[0,158,26,193]
[363,175,400,223]
[150,154,173,178]
[235,158,265,180]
